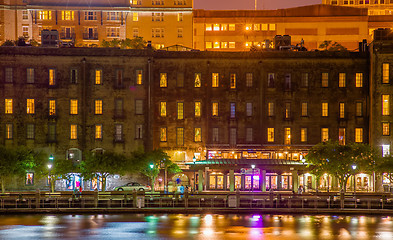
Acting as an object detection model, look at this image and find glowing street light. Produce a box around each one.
[193,156,196,191]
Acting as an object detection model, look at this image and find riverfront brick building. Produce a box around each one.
[0,45,377,192]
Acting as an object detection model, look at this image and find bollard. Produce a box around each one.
[35,189,41,209]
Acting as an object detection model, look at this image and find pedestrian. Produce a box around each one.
[180,185,185,198]
[298,185,303,195]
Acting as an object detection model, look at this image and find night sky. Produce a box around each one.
[194,0,322,10]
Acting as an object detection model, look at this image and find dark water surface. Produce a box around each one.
[0,213,392,239]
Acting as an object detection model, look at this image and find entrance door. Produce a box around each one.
[281,175,292,190]
[266,175,278,190]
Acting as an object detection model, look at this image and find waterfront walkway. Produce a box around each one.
[1,191,393,214]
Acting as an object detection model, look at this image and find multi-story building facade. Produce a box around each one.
[323,0,393,15]
[0,0,193,49]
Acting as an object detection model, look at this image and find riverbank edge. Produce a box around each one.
[0,208,393,215]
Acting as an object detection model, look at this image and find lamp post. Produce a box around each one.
[193,156,196,192]
[150,164,154,192]
[251,164,255,192]
[47,163,52,193]
[352,164,357,194]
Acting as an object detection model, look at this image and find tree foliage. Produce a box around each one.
[80,151,132,191]
[306,140,380,192]
[319,40,347,51]
[0,146,45,193]
[101,37,147,49]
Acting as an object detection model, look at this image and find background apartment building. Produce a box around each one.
[323,0,393,15]
[0,0,193,49]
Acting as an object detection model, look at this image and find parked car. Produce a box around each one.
[114,182,151,191]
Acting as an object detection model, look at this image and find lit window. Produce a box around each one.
[195,73,201,87]
[356,73,363,87]
[133,12,139,21]
[229,42,236,48]
[268,102,274,116]
[383,63,389,84]
[49,69,55,86]
[246,102,252,116]
[5,124,13,139]
[254,24,260,31]
[70,99,78,115]
[383,122,390,136]
[160,73,167,87]
[212,73,219,87]
[5,99,12,114]
[245,24,252,30]
[267,128,274,142]
[269,24,276,31]
[95,100,103,115]
[176,127,184,145]
[383,95,390,115]
[339,102,345,118]
[230,73,236,89]
[206,42,212,49]
[321,128,329,142]
[356,102,363,116]
[301,102,308,117]
[106,27,120,37]
[94,69,102,85]
[246,73,253,87]
[205,24,212,31]
[245,42,252,48]
[22,10,28,20]
[177,13,183,22]
[26,68,34,83]
[301,128,307,142]
[230,102,236,118]
[284,128,291,145]
[195,128,202,142]
[95,125,102,139]
[229,24,235,31]
[339,73,346,87]
[160,127,167,141]
[39,11,52,20]
[221,24,228,31]
[70,124,77,139]
[261,24,268,31]
[107,11,120,21]
[339,128,346,145]
[213,24,220,31]
[195,101,201,117]
[355,128,363,143]
[221,42,228,48]
[62,11,74,21]
[322,72,329,87]
[285,103,291,119]
[177,102,184,119]
[383,145,390,157]
[177,28,183,38]
[134,70,142,85]
[160,102,166,117]
[212,102,219,116]
[322,102,328,117]
[84,11,97,20]
[49,100,56,116]
[214,42,220,48]
[27,99,35,114]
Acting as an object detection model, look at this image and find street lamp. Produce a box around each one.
[193,156,196,192]
[251,164,255,192]
[47,164,52,193]
[352,164,357,194]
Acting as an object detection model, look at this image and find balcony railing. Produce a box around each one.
[59,32,75,40]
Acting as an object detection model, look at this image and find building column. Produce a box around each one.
[262,170,266,192]
[292,170,298,192]
[198,169,204,192]
[229,170,235,192]
[277,175,282,191]
[241,174,245,190]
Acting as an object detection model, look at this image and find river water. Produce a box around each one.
[0,214,392,239]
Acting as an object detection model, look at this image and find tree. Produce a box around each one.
[80,151,131,191]
[0,146,44,193]
[1,40,15,46]
[318,41,347,51]
[305,140,380,192]
[101,37,147,49]
[133,149,181,192]
[375,156,393,184]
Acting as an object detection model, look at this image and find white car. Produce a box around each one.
[114,182,151,191]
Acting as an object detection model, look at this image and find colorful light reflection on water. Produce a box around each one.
[0,214,392,239]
